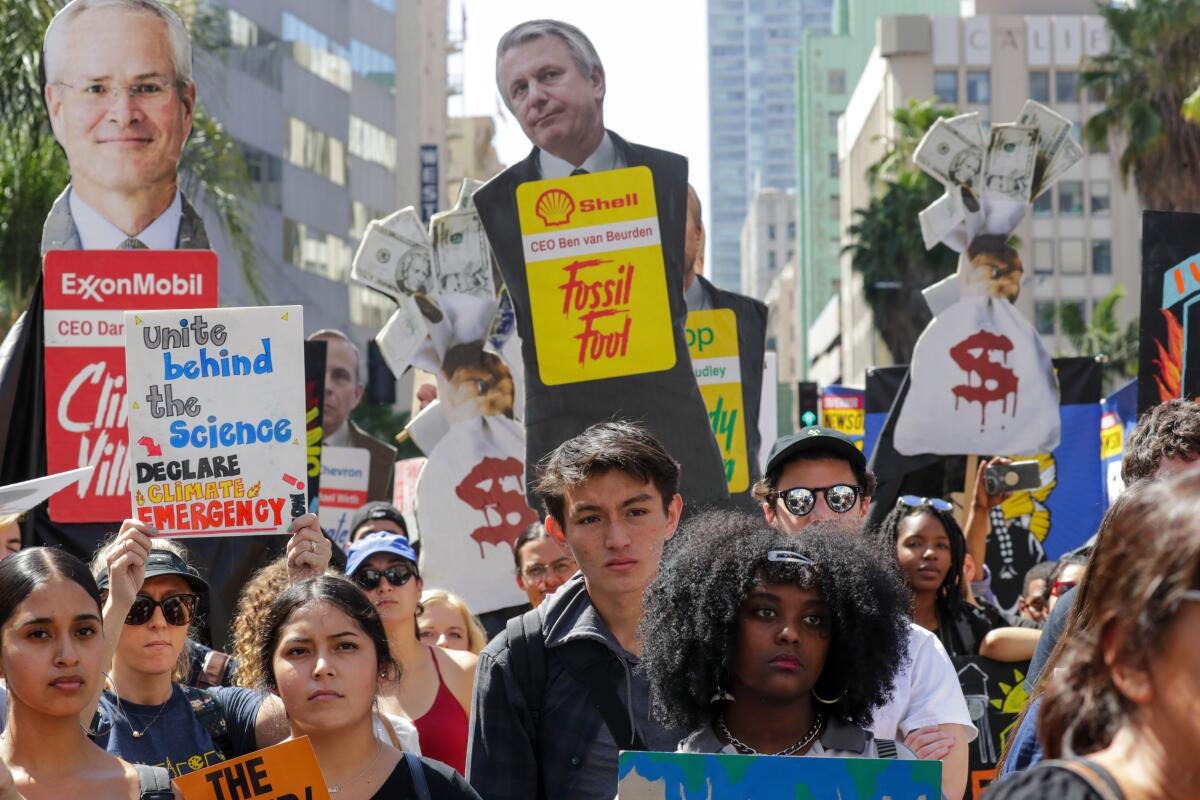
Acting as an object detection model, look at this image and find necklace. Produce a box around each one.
[328,738,383,794]
[112,686,171,739]
[715,709,824,756]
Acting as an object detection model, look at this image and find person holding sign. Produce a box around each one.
[473,19,729,509]
[79,514,331,777]
[0,548,172,798]
[255,575,481,798]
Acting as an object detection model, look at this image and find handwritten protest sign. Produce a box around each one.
[1138,211,1200,413]
[516,166,675,385]
[42,251,218,522]
[173,736,329,800]
[686,309,748,493]
[318,446,370,549]
[618,751,940,799]
[124,306,307,537]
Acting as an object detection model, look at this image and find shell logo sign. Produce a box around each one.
[534,188,575,227]
[516,166,674,385]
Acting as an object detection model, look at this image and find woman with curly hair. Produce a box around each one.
[873,497,1000,656]
[641,511,914,758]
[231,555,291,689]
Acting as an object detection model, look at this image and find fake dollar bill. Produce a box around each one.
[947,112,986,149]
[1017,100,1074,199]
[914,118,985,188]
[1038,133,1085,199]
[430,184,496,300]
[984,124,1038,204]
[351,221,437,299]
[375,294,428,377]
[919,191,966,251]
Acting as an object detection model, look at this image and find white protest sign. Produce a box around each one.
[123,306,308,538]
[318,446,371,549]
[0,467,95,515]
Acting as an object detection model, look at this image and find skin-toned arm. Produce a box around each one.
[0,756,22,800]
[963,457,1011,573]
[905,723,969,800]
[81,520,153,728]
[980,627,1041,662]
[439,646,480,713]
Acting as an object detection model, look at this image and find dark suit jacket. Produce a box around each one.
[695,275,769,501]
[0,186,276,652]
[474,131,729,508]
[346,420,397,503]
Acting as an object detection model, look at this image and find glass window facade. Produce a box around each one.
[286,117,346,186]
[1033,239,1054,275]
[240,141,283,209]
[1029,71,1049,103]
[966,71,990,104]
[1060,239,1086,274]
[349,116,396,170]
[284,219,352,281]
[1091,180,1111,216]
[351,40,396,90]
[934,71,958,104]
[282,12,351,90]
[1035,301,1056,335]
[1055,70,1078,102]
[1059,181,1084,216]
[827,69,845,94]
[1092,239,1113,275]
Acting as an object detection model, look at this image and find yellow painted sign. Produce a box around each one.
[686,309,748,492]
[517,166,675,385]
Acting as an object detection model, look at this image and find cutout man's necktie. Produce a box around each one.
[570,168,588,176]
[119,237,148,249]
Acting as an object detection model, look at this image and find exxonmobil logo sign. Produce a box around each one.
[60,272,206,303]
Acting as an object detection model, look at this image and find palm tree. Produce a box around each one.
[1057,286,1139,394]
[844,98,959,364]
[1082,0,1200,212]
[0,0,262,337]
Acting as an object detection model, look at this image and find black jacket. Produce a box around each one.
[474,131,729,508]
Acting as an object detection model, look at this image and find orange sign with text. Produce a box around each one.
[173,737,329,800]
[516,166,675,385]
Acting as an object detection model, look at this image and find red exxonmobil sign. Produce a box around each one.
[43,251,218,523]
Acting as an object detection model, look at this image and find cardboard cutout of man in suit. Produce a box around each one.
[473,19,728,507]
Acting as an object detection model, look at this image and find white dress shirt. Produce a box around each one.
[69,187,182,250]
[538,131,626,179]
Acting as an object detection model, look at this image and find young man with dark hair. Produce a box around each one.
[756,426,974,800]
[1121,398,1200,484]
[467,421,683,800]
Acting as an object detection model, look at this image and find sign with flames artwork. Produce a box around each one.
[893,242,1060,456]
[42,251,218,522]
[1138,211,1200,414]
[515,166,675,385]
[416,415,537,613]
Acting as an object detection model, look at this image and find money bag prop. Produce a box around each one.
[894,102,1079,456]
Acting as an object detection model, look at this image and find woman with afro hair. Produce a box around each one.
[640,511,914,758]
[873,497,1001,656]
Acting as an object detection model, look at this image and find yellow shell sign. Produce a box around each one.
[686,308,748,493]
[516,166,675,385]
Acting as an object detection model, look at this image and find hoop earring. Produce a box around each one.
[812,686,845,705]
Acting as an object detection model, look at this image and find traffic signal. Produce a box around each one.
[797,381,819,428]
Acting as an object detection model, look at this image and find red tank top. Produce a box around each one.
[412,648,469,775]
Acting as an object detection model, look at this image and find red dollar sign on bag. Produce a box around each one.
[455,456,539,558]
[949,331,1019,426]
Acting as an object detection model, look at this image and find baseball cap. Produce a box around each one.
[348,502,409,539]
[346,531,418,578]
[764,425,866,479]
[96,548,210,594]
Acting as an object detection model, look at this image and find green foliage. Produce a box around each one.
[1081,0,1200,211]
[0,0,262,337]
[1057,285,1139,393]
[845,98,959,364]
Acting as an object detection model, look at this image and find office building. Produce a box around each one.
[194,0,451,340]
[708,0,833,290]
[741,188,797,300]
[836,1,1139,384]
[794,0,959,378]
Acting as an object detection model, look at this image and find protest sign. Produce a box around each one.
[173,736,329,800]
[1100,379,1137,503]
[618,751,940,799]
[0,467,94,515]
[820,385,865,450]
[516,166,674,385]
[124,306,307,537]
[318,446,370,549]
[42,251,218,523]
[952,656,1032,799]
[686,309,748,493]
[1138,211,1200,413]
[303,340,327,513]
[392,456,425,536]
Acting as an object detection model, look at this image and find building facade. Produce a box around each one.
[794,0,959,378]
[740,188,797,300]
[708,0,833,290]
[195,0,450,340]
[836,1,1139,385]
[444,115,504,205]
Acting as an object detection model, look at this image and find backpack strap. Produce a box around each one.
[135,764,173,800]
[874,738,898,759]
[404,752,432,800]
[198,649,231,689]
[555,640,647,752]
[505,608,546,728]
[181,686,235,760]
[1039,759,1125,800]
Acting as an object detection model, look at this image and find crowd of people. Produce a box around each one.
[1,0,1198,797]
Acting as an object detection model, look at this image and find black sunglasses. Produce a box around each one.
[353,565,417,591]
[125,593,199,627]
[770,484,861,517]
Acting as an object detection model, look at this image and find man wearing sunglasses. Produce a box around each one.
[753,426,974,800]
